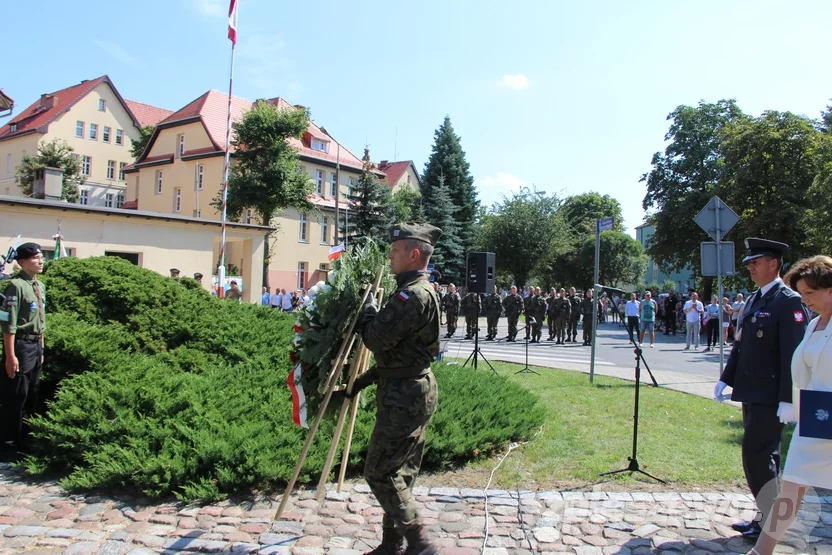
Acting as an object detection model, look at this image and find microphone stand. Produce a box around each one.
[515,318,539,376]
[463,325,497,375]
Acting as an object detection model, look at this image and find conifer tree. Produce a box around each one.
[423,174,464,283]
[342,148,392,247]
[421,117,477,282]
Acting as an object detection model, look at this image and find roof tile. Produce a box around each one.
[124,99,174,127]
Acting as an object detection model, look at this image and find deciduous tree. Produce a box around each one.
[16,138,83,202]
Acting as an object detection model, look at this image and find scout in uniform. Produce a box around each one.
[484,285,502,341]
[714,238,808,540]
[343,223,443,555]
[1,243,46,450]
[193,272,203,284]
[170,268,180,279]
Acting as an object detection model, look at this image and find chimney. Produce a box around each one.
[39,94,56,110]
[379,161,389,169]
[33,166,64,201]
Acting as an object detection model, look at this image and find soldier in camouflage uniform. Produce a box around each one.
[461,290,481,340]
[523,290,533,340]
[484,285,502,341]
[531,287,547,343]
[581,288,596,346]
[503,286,524,342]
[546,288,558,341]
[441,283,461,338]
[553,288,572,344]
[568,286,582,342]
[346,222,443,555]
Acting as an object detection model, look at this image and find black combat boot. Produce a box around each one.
[366,528,405,555]
[403,526,440,555]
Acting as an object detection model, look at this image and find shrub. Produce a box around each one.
[26,257,544,502]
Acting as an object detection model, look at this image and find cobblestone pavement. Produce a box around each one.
[0,465,829,555]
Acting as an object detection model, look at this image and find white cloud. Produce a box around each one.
[499,74,530,90]
[476,172,530,205]
[193,0,225,17]
[94,40,139,66]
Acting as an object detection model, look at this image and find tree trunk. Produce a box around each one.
[262,231,270,292]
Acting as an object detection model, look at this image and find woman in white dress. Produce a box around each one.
[750,255,832,555]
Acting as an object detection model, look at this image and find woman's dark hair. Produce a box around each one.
[784,255,832,291]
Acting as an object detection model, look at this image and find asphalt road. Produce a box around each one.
[441,316,731,382]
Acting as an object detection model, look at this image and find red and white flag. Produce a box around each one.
[328,243,346,261]
[227,0,238,45]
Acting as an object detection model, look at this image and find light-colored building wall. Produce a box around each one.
[0,196,268,303]
[392,165,420,192]
[131,120,362,292]
[0,81,141,207]
[635,223,695,291]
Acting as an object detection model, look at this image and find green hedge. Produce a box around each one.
[26,257,543,502]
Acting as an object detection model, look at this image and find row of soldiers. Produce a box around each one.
[439,284,600,346]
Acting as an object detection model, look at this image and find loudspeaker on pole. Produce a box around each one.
[466,252,495,294]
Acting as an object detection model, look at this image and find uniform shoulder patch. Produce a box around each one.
[794,311,805,323]
[396,291,410,303]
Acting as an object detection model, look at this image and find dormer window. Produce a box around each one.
[311,138,330,153]
[9,123,16,133]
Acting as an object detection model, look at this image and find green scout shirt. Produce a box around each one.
[1,271,45,336]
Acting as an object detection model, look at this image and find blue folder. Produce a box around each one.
[799,389,832,440]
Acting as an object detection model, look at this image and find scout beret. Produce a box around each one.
[389,222,443,246]
[742,238,789,263]
[193,273,203,279]
[16,242,42,260]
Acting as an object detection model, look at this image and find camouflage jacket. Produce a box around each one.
[461,292,481,315]
[503,294,524,316]
[361,270,440,378]
[484,293,502,315]
[569,294,583,319]
[441,292,461,314]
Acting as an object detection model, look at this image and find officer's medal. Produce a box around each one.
[757,329,763,338]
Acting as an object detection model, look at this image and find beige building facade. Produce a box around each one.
[0,195,269,303]
[126,91,373,292]
[0,76,171,208]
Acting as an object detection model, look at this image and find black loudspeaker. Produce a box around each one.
[466,252,495,294]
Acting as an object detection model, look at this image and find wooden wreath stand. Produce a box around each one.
[274,267,385,520]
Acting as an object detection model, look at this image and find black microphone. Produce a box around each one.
[595,284,625,294]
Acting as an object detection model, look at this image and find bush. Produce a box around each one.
[27,257,544,502]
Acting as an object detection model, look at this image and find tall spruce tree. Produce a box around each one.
[422,174,464,282]
[421,116,478,282]
[342,147,392,247]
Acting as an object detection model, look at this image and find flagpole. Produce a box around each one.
[217,0,238,299]
[334,143,340,246]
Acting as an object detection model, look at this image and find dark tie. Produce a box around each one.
[33,280,45,325]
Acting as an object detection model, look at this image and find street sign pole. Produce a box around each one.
[590,218,601,383]
[716,203,724,374]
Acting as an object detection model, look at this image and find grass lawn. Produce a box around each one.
[434,360,795,491]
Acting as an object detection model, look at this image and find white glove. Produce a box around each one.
[713,381,728,401]
[777,402,795,424]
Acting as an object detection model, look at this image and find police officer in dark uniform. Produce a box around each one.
[714,238,807,540]
[1,243,46,450]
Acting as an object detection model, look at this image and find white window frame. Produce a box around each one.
[116,193,125,208]
[79,190,89,205]
[82,155,91,176]
[98,99,106,112]
[5,153,11,174]
[321,216,329,244]
[174,187,182,212]
[89,123,98,141]
[115,129,123,145]
[193,208,202,218]
[104,193,114,208]
[311,138,329,153]
[102,126,111,143]
[155,170,163,194]
[299,213,308,242]
[297,262,307,290]
[195,164,204,190]
[76,121,84,138]
[315,170,324,196]
[177,134,185,158]
[107,160,115,180]
[10,123,17,133]
[246,209,253,224]
[330,173,337,197]
[119,162,126,181]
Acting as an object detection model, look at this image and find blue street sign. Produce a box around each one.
[597,217,614,232]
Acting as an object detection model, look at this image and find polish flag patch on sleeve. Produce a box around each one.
[397,291,410,302]
[794,311,805,323]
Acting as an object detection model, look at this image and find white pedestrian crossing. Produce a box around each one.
[440,337,614,367]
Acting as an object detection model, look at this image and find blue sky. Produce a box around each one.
[4,0,831,233]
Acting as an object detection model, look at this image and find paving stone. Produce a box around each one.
[62,542,99,555]
[652,536,686,551]
[574,547,604,555]
[631,524,661,538]
[532,527,560,543]
[96,540,132,555]
[690,541,726,553]
[134,534,167,548]
[271,521,304,535]
[231,543,261,553]
[79,503,109,516]
[684,519,711,530]
[260,533,301,546]
[536,491,562,501]
[4,524,49,536]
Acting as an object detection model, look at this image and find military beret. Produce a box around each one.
[170,268,180,275]
[389,222,443,246]
[16,242,42,260]
[193,273,203,279]
[742,238,789,263]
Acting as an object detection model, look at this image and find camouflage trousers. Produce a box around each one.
[506,313,520,340]
[568,316,580,340]
[465,313,478,337]
[364,371,438,532]
[486,313,500,338]
[555,317,568,341]
[446,311,458,336]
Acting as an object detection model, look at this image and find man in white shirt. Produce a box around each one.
[625,293,640,342]
[281,288,294,311]
[683,292,704,350]
[269,289,282,309]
